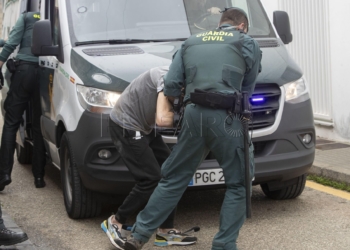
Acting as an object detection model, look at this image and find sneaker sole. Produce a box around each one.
[154,240,196,247]
[101,221,124,250]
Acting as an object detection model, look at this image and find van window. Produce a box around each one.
[66,0,275,46]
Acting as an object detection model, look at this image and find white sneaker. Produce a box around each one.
[101,216,126,249]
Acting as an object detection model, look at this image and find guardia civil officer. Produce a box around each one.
[0,9,46,190]
[0,35,29,248]
[125,8,262,250]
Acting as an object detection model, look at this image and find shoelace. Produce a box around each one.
[166,226,200,236]
[112,224,127,241]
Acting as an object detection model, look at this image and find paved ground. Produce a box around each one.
[1,136,350,249]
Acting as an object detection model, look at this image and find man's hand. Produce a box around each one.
[0,61,4,68]
[207,7,221,14]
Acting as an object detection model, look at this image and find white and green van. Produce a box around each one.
[2,0,315,219]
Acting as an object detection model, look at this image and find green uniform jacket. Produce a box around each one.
[164,24,262,101]
[0,12,40,63]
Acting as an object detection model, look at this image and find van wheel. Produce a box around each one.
[16,141,32,164]
[60,133,101,219]
[260,174,307,200]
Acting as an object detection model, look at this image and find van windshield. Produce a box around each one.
[66,0,275,46]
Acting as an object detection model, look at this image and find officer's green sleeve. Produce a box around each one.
[241,36,262,96]
[163,45,185,97]
[0,39,5,47]
[0,14,25,62]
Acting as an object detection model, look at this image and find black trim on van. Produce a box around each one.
[41,115,56,145]
[65,97,314,194]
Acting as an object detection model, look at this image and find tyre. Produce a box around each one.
[16,141,32,164]
[260,174,307,200]
[60,133,101,219]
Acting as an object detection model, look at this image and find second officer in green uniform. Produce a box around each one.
[0,10,46,189]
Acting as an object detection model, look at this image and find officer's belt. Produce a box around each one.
[190,88,241,113]
[15,60,38,66]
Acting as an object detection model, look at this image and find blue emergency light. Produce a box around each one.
[251,97,265,103]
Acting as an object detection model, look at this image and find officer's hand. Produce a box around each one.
[207,7,221,14]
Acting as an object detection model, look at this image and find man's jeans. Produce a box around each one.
[109,119,176,228]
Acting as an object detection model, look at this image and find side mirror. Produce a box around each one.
[32,20,59,56]
[273,11,293,44]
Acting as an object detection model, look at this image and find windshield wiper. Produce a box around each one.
[75,38,187,46]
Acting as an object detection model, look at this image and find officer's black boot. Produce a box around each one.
[0,228,28,246]
[34,177,46,188]
[0,131,16,191]
[0,174,11,191]
[0,136,16,191]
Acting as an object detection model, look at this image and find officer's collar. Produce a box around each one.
[218,24,236,30]
[218,24,245,33]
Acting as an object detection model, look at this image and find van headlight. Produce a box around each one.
[76,85,121,113]
[284,77,310,103]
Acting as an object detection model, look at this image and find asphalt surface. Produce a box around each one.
[1,162,350,250]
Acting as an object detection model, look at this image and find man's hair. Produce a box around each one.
[219,8,249,30]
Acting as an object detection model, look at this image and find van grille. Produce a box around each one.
[256,39,279,48]
[249,83,281,130]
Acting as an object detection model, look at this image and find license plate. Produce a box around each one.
[188,169,225,186]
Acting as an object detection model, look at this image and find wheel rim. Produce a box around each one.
[64,147,73,205]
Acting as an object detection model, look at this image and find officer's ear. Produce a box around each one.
[237,23,246,32]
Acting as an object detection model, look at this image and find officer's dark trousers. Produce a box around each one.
[131,104,254,250]
[109,119,176,228]
[0,63,46,178]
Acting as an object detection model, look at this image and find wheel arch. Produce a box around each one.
[56,120,66,149]
[59,132,101,218]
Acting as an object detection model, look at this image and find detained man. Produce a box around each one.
[101,66,198,249]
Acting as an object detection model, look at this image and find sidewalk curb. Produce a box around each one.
[308,161,350,186]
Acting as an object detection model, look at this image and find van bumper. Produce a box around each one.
[252,99,315,185]
[67,99,315,194]
[67,112,136,194]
